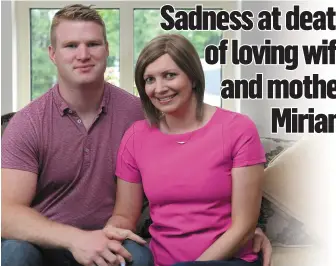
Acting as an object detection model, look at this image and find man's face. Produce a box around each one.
[49,20,109,86]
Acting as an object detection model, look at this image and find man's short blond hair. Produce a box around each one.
[50,4,107,47]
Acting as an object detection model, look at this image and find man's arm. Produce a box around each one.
[253,228,272,266]
[1,111,78,248]
[2,168,142,266]
[1,168,82,249]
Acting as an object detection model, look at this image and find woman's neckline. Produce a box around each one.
[155,106,219,138]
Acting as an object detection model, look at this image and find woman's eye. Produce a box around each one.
[166,73,176,79]
[145,77,154,84]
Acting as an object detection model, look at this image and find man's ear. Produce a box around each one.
[48,45,56,65]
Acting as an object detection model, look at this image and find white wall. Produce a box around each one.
[1,1,13,115]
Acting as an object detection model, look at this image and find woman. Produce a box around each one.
[112,34,266,266]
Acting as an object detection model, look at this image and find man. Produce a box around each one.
[1,4,272,266]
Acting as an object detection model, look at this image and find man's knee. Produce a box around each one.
[1,239,43,266]
[122,239,154,266]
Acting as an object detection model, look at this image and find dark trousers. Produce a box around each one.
[1,238,154,266]
[172,256,262,266]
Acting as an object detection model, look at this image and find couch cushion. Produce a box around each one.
[259,138,314,248]
[271,246,324,266]
[262,136,334,245]
[1,112,16,136]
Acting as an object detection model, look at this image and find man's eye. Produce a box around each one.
[66,44,77,48]
[88,43,99,47]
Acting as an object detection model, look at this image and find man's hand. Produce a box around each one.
[68,229,134,266]
[252,228,272,266]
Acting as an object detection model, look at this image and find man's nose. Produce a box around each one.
[77,44,90,60]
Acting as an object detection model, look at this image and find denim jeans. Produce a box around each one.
[1,238,154,266]
[172,256,263,266]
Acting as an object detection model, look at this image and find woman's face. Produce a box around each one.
[143,53,194,116]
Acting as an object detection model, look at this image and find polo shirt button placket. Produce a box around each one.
[83,137,92,169]
[74,117,85,133]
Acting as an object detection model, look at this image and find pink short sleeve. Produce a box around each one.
[115,124,141,183]
[1,112,39,174]
[231,115,266,167]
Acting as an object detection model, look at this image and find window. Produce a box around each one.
[13,2,236,111]
[30,8,119,99]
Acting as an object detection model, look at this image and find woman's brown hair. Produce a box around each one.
[134,34,205,125]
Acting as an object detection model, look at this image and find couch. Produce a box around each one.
[2,113,332,266]
[258,136,334,266]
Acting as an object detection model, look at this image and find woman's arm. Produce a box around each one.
[197,164,264,261]
[105,178,144,232]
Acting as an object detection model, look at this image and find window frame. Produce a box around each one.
[13,1,240,111]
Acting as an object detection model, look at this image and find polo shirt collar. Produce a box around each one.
[52,82,110,116]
